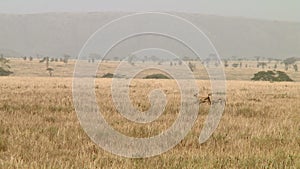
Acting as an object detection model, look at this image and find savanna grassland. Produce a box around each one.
[0,59,299,168]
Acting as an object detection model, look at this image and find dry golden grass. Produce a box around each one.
[0,77,299,168]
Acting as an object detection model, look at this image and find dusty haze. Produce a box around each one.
[0,12,299,59]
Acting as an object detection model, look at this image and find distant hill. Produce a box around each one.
[0,12,299,59]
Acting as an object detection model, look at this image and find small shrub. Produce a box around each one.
[144,74,170,79]
[101,73,114,78]
[232,63,239,68]
[100,73,124,78]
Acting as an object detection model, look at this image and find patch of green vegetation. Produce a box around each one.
[100,73,123,78]
[251,71,293,82]
[101,73,114,78]
[282,57,299,65]
[0,67,13,76]
[144,74,170,79]
[0,57,13,76]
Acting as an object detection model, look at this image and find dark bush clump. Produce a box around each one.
[101,73,114,78]
[251,71,293,82]
[144,74,170,79]
[0,67,13,76]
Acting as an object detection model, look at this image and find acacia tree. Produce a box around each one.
[257,62,267,69]
[63,54,71,65]
[128,54,135,66]
[46,67,54,77]
[46,57,49,68]
[255,56,260,62]
[283,57,299,71]
[284,63,289,71]
[178,60,182,66]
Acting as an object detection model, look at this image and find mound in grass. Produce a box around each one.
[101,73,114,78]
[144,74,170,79]
[251,71,293,82]
[0,67,13,76]
[100,73,124,78]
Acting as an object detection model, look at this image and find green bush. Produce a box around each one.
[101,73,114,78]
[251,71,293,82]
[100,73,124,78]
[0,57,13,76]
[0,67,13,76]
[144,74,170,79]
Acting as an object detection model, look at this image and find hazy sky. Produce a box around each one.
[0,0,300,22]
